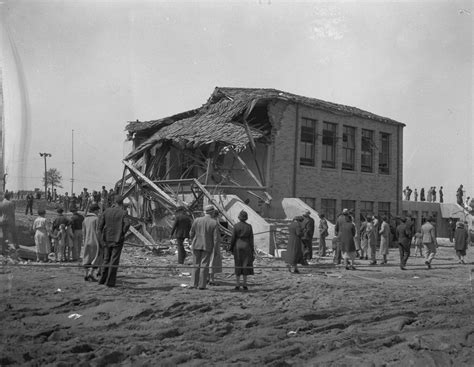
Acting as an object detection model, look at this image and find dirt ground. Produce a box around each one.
[1,206,474,366]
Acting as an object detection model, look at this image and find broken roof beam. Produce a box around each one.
[123,160,179,209]
[231,151,272,202]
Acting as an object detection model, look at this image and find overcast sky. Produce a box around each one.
[1,0,472,202]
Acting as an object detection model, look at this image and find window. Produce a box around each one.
[300,118,317,166]
[360,201,374,221]
[341,200,356,215]
[342,126,355,170]
[378,202,391,219]
[321,199,336,223]
[379,133,390,174]
[322,122,337,168]
[300,197,316,209]
[361,129,374,173]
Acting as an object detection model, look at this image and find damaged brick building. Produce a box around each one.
[121,87,404,250]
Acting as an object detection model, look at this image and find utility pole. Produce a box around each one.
[71,129,74,194]
[39,152,51,199]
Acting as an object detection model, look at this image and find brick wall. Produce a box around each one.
[267,101,404,222]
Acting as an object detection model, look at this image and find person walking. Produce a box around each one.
[421,216,437,269]
[98,195,130,287]
[318,214,328,257]
[301,210,315,262]
[454,221,469,264]
[82,203,102,281]
[69,205,84,261]
[286,216,304,273]
[335,210,356,270]
[189,205,220,290]
[170,206,193,265]
[379,216,390,264]
[25,193,34,215]
[32,209,52,262]
[396,217,411,270]
[229,210,255,290]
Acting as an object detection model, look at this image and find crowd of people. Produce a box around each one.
[403,184,474,210]
[1,185,473,290]
[283,209,473,272]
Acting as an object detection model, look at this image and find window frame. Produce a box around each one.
[361,129,374,173]
[322,121,337,169]
[342,125,355,171]
[321,198,337,223]
[299,118,317,167]
[379,132,390,174]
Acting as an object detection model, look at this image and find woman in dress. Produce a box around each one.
[82,203,102,281]
[32,209,51,262]
[286,216,304,274]
[229,210,255,290]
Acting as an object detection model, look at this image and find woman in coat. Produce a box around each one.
[82,203,102,281]
[335,211,357,270]
[229,210,254,290]
[454,221,469,264]
[285,216,304,274]
[32,209,51,262]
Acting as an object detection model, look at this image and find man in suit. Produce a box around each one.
[301,210,315,262]
[421,216,437,269]
[98,195,130,287]
[396,217,412,270]
[170,206,193,264]
[189,204,220,290]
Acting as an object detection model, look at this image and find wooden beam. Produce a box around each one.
[129,226,155,249]
[123,160,178,209]
[232,151,263,187]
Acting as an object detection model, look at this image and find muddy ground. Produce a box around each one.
[1,205,474,366]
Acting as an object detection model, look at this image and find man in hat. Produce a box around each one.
[301,210,315,262]
[421,216,437,269]
[170,206,193,264]
[69,205,85,261]
[98,195,130,287]
[189,204,220,290]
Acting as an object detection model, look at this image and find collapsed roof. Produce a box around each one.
[125,86,404,160]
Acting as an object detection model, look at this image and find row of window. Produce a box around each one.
[301,197,391,223]
[300,118,391,174]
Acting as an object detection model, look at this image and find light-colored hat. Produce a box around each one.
[204,205,215,214]
[342,208,349,215]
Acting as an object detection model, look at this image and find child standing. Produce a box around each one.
[32,209,51,262]
[413,231,423,257]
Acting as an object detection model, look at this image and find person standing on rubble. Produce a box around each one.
[170,206,193,265]
[189,205,220,290]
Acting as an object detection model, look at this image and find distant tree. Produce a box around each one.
[42,168,63,192]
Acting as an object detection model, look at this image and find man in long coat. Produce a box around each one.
[189,205,220,289]
[98,195,130,287]
[335,209,356,270]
